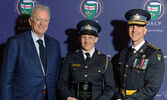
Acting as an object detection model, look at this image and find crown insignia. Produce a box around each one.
[134,13,140,20]
[85,24,91,30]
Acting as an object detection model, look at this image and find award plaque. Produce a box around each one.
[77,82,92,100]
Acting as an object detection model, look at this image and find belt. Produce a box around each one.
[121,89,137,96]
[71,83,102,91]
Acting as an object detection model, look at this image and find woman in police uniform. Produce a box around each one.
[57,20,117,100]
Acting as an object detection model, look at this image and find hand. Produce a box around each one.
[117,99,122,100]
[67,97,77,100]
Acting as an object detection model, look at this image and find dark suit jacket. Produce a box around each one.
[57,49,116,100]
[118,42,165,100]
[1,31,61,100]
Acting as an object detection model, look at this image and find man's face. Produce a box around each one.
[29,9,50,38]
[128,25,147,45]
[80,34,98,52]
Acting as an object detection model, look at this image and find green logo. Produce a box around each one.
[147,2,161,21]
[20,2,33,16]
[80,0,102,19]
[84,2,97,19]
[16,0,37,17]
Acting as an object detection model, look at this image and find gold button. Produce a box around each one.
[85,66,88,68]
[124,74,127,77]
[126,65,128,68]
[84,74,88,77]
[123,84,125,87]
[98,70,101,72]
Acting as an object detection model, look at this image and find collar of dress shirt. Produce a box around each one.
[82,48,95,59]
[132,40,145,53]
[31,31,45,47]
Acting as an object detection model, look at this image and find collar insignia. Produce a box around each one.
[140,49,143,53]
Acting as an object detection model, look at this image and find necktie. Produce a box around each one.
[37,39,47,73]
[130,48,135,56]
[85,53,90,63]
[131,48,135,54]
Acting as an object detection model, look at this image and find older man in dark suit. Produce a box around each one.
[1,4,61,100]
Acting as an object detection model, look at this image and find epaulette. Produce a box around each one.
[147,44,161,51]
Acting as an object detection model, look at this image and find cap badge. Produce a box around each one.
[85,24,91,30]
[134,13,140,20]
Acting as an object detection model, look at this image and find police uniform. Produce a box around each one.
[118,9,165,100]
[57,20,116,100]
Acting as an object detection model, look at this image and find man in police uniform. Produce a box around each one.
[57,20,117,100]
[117,9,165,100]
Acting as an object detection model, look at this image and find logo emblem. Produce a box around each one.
[142,0,166,21]
[79,0,103,19]
[82,83,89,90]
[16,0,37,17]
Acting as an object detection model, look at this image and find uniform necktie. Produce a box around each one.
[37,39,47,73]
[131,48,135,54]
[85,53,90,63]
[130,48,136,56]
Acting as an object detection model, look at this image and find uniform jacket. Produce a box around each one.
[118,42,165,100]
[1,31,61,100]
[57,49,116,100]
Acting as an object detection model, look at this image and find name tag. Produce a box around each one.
[72,64,80,67]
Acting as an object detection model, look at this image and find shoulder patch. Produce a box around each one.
[157,54,162,61]
[147,44,161,51]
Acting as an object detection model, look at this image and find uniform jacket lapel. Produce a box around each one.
[76,50,85,64]
[134,43,147,58]
[89,49,99,64]
[128,43,147,61]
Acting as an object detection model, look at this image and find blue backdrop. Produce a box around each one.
[0,0,167,99]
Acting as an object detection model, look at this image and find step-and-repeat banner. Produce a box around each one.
[0,0,167,99]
